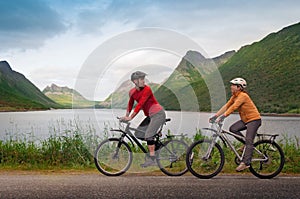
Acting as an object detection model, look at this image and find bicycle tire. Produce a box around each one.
[249,139,285,179]
[157,139,188,176]
[186,139,225,179]
[94,138,133,176]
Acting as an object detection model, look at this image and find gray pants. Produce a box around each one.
[136,110,166,141]
[229,119,262,165]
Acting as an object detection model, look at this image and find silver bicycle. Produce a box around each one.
[186,121,285,179]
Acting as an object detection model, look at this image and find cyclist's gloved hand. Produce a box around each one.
[209,115,218,123]
[216,114,226,123]
[120,116,131,122]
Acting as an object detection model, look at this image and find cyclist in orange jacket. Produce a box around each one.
[209,78,261,171]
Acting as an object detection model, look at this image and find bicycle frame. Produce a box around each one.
[203,122,271,163]
[110,119,168,155]
[110,124,148,154]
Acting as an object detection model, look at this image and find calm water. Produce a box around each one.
[0,109,299,141]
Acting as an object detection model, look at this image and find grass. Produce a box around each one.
[0,119,99,170]
[0,120,299,175]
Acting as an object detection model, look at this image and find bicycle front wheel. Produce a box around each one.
[94,138,133,176]
[157,139,188,176]
[250,139,285,179]
[186,139,224,179]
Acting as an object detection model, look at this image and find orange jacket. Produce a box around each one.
[216,91,261,123]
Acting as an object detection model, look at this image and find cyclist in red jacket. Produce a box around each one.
[121,71,166,167]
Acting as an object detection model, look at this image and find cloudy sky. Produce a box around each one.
[1,0,299,100]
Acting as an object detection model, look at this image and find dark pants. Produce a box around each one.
[229,119,262,165]
[135,110,166,142]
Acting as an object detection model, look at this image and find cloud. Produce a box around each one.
[1,0,300,101]
[0,0,67,50]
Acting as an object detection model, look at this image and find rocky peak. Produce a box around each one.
[43,84,72,93]
[183,50,206,63]
[0,61,13,74]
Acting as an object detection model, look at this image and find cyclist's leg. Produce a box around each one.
[145,109,166,156]
[242,119,262,165]
[135,116,150,140]
[141,110,166,167]
[229,120,247,143]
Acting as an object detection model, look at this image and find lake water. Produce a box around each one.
[0,109,299,141]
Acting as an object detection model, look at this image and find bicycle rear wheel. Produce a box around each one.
[250,139,284,179]
[186,139,224,179]
[94,138,133,176]
[157,139,188,176]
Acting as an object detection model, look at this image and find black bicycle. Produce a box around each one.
[186,121,285,179]
[94,117,188,176]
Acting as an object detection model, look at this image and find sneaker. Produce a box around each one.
[140,157,157,167]
[236,162,250,172]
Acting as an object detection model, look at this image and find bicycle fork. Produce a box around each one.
[189,137,218,164]
[112,135,127,160]
[203,137,218,161]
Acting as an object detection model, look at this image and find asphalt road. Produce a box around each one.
[0,172,299,199]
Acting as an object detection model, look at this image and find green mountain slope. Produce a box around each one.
[155,50,235,111]
[0,61,60,111]
[218,22,300,113]
[43,84,95,108]
[155,22,300,113]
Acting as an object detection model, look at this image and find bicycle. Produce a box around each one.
[186,121,285,179]
[94,117,188,176]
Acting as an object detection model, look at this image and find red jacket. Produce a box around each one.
[127,85,162,116]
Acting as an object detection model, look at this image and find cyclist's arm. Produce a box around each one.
[216,97,234,116]
[121,97,136,121]
[126,90,135,116]
[224,94,246,116]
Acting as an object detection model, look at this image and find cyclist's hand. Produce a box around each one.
[120,116,131,122]
[216,115,226,124]
[209,115,218,123]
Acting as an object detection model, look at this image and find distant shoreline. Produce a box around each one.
[260,113,300,117]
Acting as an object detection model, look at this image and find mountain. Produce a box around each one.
[218,22,300,113]
[155,50,235,111]
[155,22,300,113]
[43,84,95,108]
[0,61,60,111]
[97,80,160,109]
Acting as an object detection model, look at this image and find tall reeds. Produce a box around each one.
[0,120,299,174]
[0,118,99,169]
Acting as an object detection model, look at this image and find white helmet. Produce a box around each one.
[230,77,247,88]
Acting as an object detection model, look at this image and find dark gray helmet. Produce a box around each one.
[131,71,146,81]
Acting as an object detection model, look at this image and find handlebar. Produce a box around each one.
[209,120,224,128]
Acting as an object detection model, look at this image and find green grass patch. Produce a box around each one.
[0,120,299,174]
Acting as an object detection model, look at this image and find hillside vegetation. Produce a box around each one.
[218,22,300,113]
[155,51,235,111]
[155,22,300,113]
[0,61,60,111]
